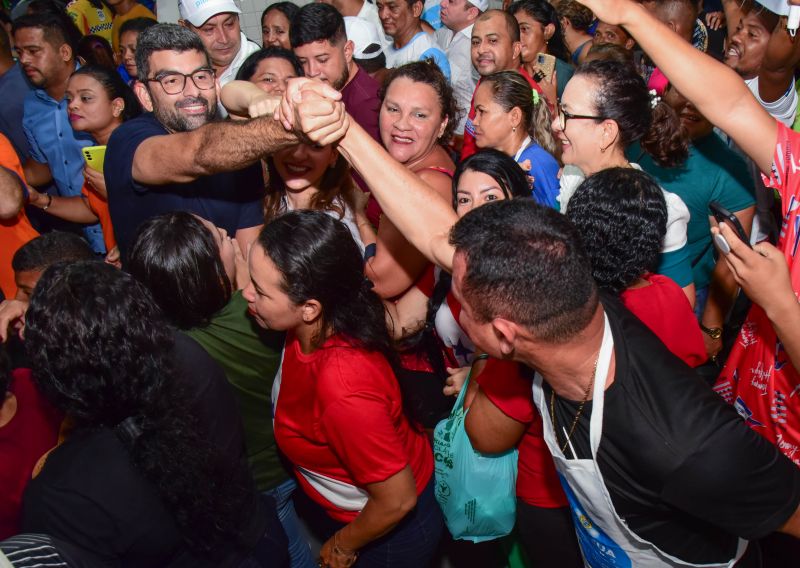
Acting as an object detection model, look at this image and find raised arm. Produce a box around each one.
[219,80,280,119]
[133,84,344,186]
[338,122,457,271]
[578,0,777,174]
[758,17,800,104]
[278,78,458,270]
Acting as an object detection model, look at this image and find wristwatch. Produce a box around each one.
[700,323,723,340]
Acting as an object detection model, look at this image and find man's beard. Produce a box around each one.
[332,63,351,91]
[154,95,218,132]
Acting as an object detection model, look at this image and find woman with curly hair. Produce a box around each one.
[554,0,594,64]
[554,59,695,306]
[566,167,706,366]
[244,210,442,568]
[127,211,313,567]
[21,261,275,567]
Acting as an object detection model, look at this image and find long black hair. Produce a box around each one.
[566,167,667,292]
[24,262,255,561]
[127,212,231,330]
[257,210,397,365]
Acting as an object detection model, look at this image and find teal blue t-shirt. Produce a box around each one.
[629,133,755,289]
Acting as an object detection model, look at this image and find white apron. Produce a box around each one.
[532,315,748,568]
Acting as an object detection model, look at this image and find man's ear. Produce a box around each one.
[134,80,154,112]
[59,42,72,63]
[343,39,355,65]
[491,317,519,357]
[412,0,424,19]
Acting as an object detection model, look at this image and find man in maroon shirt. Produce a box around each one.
[290,3,381,143]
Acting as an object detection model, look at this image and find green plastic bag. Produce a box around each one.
[433,368,518,543]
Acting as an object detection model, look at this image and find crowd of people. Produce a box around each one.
[2,0,800,566]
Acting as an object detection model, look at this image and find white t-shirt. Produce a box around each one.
[558,163,690,255]
[385,31,451,81]
[435,25,477,135]
[745,76,797,127]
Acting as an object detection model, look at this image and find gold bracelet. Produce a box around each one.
[333,532,358,566]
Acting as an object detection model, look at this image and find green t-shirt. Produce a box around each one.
[187,291,287,491]
[556,57,574,100]
[630,133,755,289]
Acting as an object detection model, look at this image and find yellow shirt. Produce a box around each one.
[112,3,157,53]
[66,0,114,44]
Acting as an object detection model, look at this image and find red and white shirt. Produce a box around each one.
[714,122,800,466]
[273,333,433,522]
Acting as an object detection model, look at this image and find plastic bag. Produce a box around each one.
[433,369,518,543]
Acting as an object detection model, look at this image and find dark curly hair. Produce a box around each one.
[127,212,232,330]
[574,59,688,168]
[566,167,667,293]
[24,262,256,561]
[257,210,397,364]
[380,60,460,144]
[555,0,594,31]
[508,0,569,63]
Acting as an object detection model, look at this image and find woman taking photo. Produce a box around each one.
[470,71,560,208]
[244,211,442,568]
[25,65,141,265]
[366,61,456,299]
[509,0,574,99]
[554,58,695,303]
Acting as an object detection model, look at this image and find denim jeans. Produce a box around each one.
[264,478,316,568]
[316,478,444,568]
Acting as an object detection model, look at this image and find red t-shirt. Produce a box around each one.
[0,369,62,539]
[715,122,800,466]
[461,67,543,161]
[620,273,707,368]
[476,359,567,508]
[273,333,433,522]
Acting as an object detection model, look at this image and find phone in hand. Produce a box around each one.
[535,53,556,83]
[82,145,107,173]
[709,201,751,250]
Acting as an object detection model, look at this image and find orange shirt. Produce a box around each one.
[0,135,38,299]
[81,184,116,252]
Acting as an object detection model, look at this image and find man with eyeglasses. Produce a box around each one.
[105,23,344,261]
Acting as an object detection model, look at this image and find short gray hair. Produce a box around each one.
[135,23,210,80]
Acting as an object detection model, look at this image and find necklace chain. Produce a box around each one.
[549,354,600,453]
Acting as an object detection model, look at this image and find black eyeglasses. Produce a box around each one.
[146,68,216,95]
[557,103,604,130]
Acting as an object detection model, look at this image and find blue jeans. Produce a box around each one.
[264,478,316,568]
[316,478,444,568]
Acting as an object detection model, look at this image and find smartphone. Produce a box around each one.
[82,145,107,173]
[709,201,751,249]
[535,52,556,83]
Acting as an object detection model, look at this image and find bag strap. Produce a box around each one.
[450,353,489,417]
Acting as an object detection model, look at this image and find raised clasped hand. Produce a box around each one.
[275,77,349,146]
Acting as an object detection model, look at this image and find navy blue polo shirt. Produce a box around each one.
[105,113,265,259]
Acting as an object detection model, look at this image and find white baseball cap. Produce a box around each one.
[179,0,241,27]
[344,16,384,60]
[467,0,489,11]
